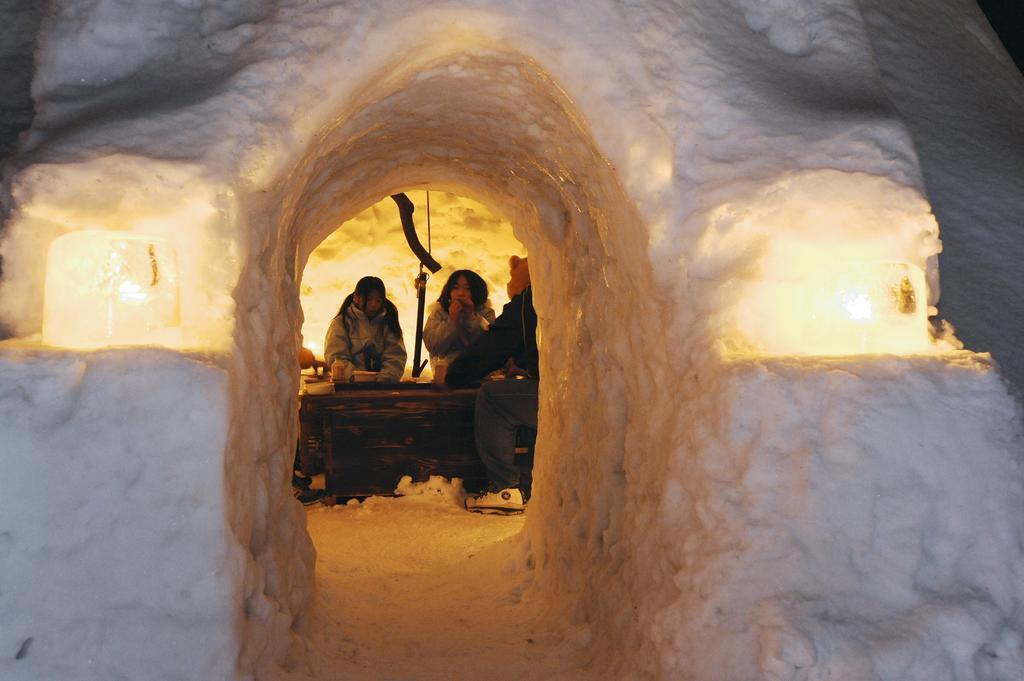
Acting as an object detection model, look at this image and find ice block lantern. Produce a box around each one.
[43,230,181,349]
[735,253,932,356]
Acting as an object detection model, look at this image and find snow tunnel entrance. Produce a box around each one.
[267,47,660,501]
[227,49,667,662]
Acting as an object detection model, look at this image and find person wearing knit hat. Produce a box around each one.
[446,255,538,514]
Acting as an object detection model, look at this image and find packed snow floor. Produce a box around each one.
[297,484,588,681]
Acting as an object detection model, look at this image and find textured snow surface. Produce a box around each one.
[0,347,245,681]
[0,345,316,681]
[288,481,589,681]
[0,0,42,160]
[640,354,1024,680]
[858,0,1024,394]
[521,350,1024,681]
[0,0,1022,679]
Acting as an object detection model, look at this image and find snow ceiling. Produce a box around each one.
[1,1,1022,680]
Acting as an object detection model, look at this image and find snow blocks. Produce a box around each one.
[641,353,1024,680]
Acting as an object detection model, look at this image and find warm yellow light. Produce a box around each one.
[43,230,181,349]
[118,280,147,301]
[841,291,873,321]
[300,191,524,368]
[734,260,932,356]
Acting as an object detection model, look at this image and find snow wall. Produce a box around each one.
[0,349,257,680]
[1,1,1022,680]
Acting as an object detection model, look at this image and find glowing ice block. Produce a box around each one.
[736,261,931,356]
[43,230,181,349]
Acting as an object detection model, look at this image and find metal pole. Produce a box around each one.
[412,269,428,377]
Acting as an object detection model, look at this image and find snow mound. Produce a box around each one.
[394,474,469,508]
[0,2,1022,680]
[558,352,1024,680]
[0,347,248,681]
[737,0,814,56]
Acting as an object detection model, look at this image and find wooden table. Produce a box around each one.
[299,383,489,498]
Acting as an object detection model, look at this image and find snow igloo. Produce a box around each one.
[1,1,1023,680]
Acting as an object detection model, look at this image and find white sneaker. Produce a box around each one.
[466,488,525,514]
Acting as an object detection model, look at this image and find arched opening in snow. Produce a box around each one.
[226,49,668,667]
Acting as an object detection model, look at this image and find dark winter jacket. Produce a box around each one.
[445,286,537,388]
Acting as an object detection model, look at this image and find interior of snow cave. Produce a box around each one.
[292,189,534,502]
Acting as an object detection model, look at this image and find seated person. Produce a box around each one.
[446,256,537,514]
[423,269,496,372]
[294,345,329,504]
[298,346,326,377]
[324,276,407,383]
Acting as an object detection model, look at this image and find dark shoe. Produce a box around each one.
[292,472,312,489]
[294,487,326,506]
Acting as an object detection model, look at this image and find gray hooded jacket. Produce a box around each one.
[324,306,407,382]
[422,301,496,368]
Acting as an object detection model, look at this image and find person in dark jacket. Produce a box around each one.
[446,255,537,513]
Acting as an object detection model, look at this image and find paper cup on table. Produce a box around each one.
[433,360,448,385]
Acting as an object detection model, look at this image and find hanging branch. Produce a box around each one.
[390,193,441,273]
[391,192,440,378]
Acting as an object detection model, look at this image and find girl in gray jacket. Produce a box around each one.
[423,269,496,370]
[324,276,407,382]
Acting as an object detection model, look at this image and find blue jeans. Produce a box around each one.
[474,378,538,490]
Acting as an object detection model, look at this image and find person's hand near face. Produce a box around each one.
[448,296,468,319]
[448,275,473,319]
[448,298,463,319]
